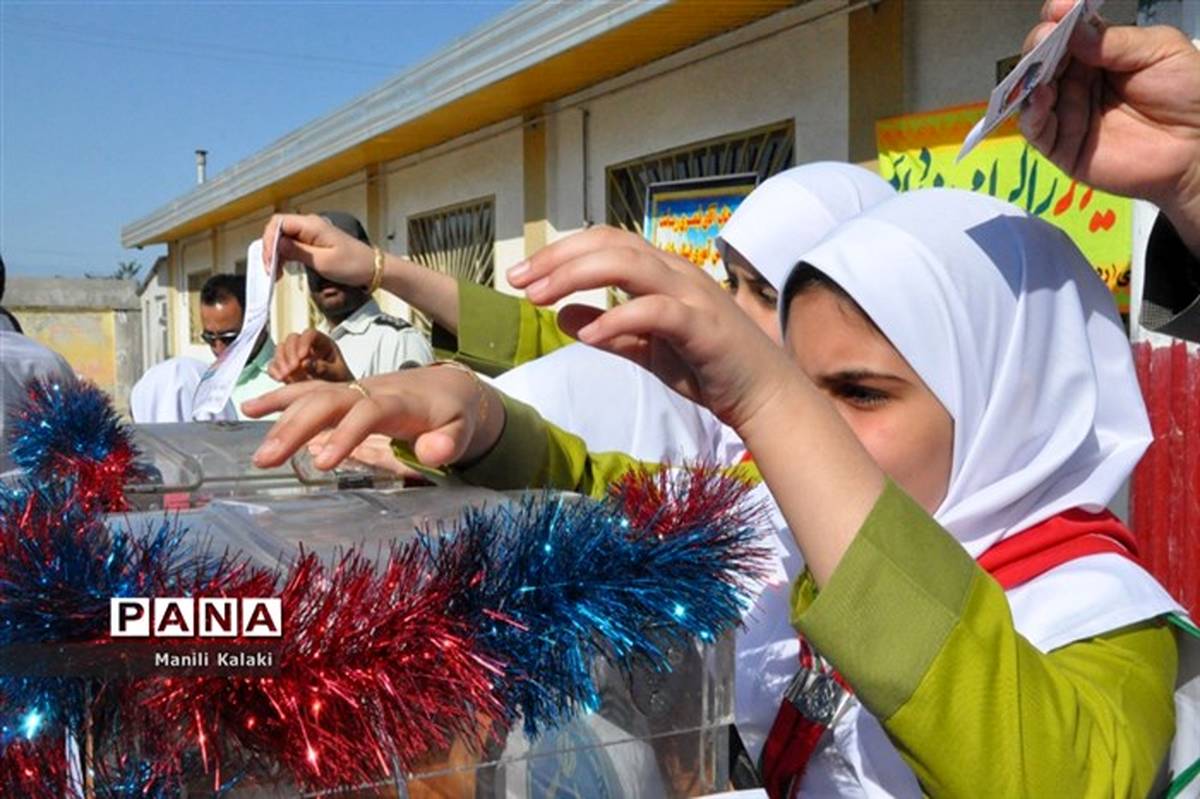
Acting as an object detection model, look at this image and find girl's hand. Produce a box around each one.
[242,366,504,472]
[262,213,375,286]
[507,225,795,435]
[305,430,422,479]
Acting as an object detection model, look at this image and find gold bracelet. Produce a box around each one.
[429,360,488,428]
[367,247,386,294]
[346,380,370,400]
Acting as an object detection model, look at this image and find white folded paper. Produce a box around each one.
[191,219,281,420]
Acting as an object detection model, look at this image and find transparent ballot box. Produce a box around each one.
[124,420,413,511]
[108,423,735,798]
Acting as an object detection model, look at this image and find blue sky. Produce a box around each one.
[0,0,520,279]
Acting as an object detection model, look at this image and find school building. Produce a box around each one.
[123,0,1137,365]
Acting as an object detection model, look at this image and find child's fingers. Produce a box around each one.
[579,314,700,402]
[251,388,358,467]
[263,214,305,273]
[556,303,604,339]
[310,396,387,470]
[274,238,320,272]
[261,214,285,263]
[1044,58,1094,170]
[586,331,655,372]
[1020,83,1058,152]
[306,429,334,455]
[241,380,325,418]
[263,213,334,275]
[1073,19,1187,72]
[506,226,648,288]
[413,418,472,467]
[523,248,688,307]
[1023,19,1057,56]
[576,294,697,353]
[267,334,303,382]
[1040,0,1074,23]
[316,382,472,468]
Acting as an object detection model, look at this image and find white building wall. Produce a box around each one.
[164,0,1130,360]
[220,210,275,271]
[903,0,1137,112]
[139,263,171,369]
[383,125,525,303]
[292,176,369,221]
[542,6,850,308]
[176,232,214,363]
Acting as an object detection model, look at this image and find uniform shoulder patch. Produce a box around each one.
[372,314,412,331]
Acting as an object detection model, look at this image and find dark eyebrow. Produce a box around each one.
[727,261,767,283]
[818,369,907,385]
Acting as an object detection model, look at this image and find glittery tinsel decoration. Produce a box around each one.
[132,545,505,793]
[7,377,145,512]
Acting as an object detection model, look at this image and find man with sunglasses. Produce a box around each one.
[199,273,280,419]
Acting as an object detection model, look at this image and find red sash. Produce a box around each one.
[758,508,1141,798]
[977,507,1139,590]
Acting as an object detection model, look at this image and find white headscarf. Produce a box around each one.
[498,162,897,459]
[717,162,896,290]
[130,357,233,423]
[783,188,1180,649]
[778,187,1183,798]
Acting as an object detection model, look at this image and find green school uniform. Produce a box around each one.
[438,279,574,376]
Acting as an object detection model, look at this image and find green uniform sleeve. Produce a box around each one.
[439,279,576,377]
[453,393,655,499]
[791,480,1177,797]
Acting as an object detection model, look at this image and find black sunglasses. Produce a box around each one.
[201,330,240,346]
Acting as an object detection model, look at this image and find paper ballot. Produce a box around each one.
[191,220,281,420]
[957,0,1103,162]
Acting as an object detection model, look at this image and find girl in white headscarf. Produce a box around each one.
[487,187,1184,795]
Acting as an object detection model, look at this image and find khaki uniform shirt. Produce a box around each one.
[330,299,433,378]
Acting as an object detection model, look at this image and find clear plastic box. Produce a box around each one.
[125,420,416,511]
[110,423,735,797]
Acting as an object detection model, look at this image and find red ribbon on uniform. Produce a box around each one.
[758,507,1141,798]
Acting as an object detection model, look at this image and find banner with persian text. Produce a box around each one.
[876,102,1131,311]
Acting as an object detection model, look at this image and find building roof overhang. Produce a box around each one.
[122,0,795,247]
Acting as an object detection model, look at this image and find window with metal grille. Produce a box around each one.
[606,121,794,235]
[406,197,496,333]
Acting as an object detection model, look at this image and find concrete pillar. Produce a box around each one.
[523,114,552,257]
[847,0,905,163]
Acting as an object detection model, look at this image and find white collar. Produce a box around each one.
[332,298,382,336]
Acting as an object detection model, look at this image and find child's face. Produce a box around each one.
[785,287,954,513]
[723,247,781,344]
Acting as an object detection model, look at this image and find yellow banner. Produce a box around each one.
[876,102,1131,311]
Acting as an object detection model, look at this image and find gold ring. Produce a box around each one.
[347,380,370,400]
